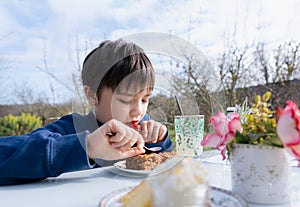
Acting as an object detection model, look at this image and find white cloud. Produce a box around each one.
[1,0,300,104]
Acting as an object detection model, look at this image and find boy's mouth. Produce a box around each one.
[130,120,140,131]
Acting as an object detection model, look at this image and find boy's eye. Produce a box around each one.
[142,98,149,103]
[119,99,131,104]
[117,97,150,104]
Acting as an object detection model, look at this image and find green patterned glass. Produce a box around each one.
[174,115,204,157]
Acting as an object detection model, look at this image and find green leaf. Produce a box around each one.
[234,131,249,144]
[262,135,284,148]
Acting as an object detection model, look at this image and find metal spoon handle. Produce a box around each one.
[144,146,161,152]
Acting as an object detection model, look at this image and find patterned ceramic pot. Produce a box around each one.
[230,143,291,204]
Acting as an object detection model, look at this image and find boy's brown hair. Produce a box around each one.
[81,39,155,99]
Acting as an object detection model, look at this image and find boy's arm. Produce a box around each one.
[0,122,93,186]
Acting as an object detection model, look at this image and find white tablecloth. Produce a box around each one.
[0,151,299,207]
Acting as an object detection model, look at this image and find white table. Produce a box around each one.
[0,151,299,207]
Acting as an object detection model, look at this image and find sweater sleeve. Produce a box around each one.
[0,127,94,186]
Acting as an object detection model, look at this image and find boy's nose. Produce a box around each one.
[131,101,143,116]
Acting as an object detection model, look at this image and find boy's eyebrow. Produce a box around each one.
[118,92,152,97]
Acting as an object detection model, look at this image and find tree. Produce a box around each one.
[36,37,91,115]
[168,48,225,130]
[12,83,72,125]
[254,42,270,84]
[170,39,300,124]
[217,44,256,107]
[272,41,300,82]
[254,41,300,107]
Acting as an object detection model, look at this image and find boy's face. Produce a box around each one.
[94,87,152,126]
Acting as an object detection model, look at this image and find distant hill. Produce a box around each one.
[236,78,300,108]
[0,104,26,117]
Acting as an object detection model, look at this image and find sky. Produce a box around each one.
[1,0,300,104]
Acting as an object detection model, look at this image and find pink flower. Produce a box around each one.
[201,112,243,160]
[277,100,300,166]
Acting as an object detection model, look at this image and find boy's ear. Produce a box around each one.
[84,85,97,106]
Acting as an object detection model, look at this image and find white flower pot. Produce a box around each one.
[230,143,291,204]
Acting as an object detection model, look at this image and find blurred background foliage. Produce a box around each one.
[0,113,42,136]
[1,40,300,139]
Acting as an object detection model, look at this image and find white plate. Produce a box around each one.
[113,160,151,175]
[99,186,248,207]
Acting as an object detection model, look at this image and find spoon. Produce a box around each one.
[143,146,161,152]
[106,132,161,152]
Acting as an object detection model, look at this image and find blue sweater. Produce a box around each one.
[0,112,173,185]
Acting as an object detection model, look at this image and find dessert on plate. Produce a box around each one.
[120,157,209,207]
[124,152,176,171]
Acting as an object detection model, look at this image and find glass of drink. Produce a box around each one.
[174,115,204,157]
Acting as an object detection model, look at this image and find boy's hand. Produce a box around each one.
[140,120,168,143]
[87,119,145,160]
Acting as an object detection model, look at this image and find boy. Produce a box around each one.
[0,39,173,185]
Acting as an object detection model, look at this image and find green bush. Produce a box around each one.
[0,113,42,136]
